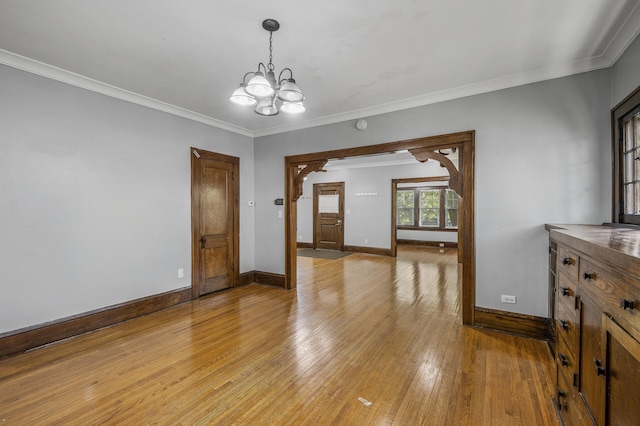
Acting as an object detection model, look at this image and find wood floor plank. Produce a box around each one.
[0,246,558,425]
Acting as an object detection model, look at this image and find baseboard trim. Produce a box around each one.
[343,245,392,256]
[474,307,550,340]
[397,239,458,248]
[296,242,313,249]
[0,287,191,358]
[254,271,286,288]
[238,271,255,286]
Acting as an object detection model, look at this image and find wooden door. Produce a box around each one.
[313,182,344,251]
[603,315,640,426]
[191,148,239,298]
[578,291,605,425]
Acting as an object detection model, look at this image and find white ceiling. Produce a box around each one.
[1,1,640,137]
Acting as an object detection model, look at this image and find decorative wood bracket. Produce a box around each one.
[292,160,327,201]
[409,148,462,196]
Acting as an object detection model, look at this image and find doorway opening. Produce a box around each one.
[284,131,475,325]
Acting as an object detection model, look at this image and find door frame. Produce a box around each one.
[190,147,240,300]
[284,131,475,325]
[313,182,345,250]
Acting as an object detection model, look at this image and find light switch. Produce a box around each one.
[278,210,283,219]
[178,268,184,278]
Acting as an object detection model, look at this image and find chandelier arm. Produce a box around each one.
[256,63,267,75]
[241,71,255,84]
[278,68,294,84]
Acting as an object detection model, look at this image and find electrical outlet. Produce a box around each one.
[364,238,368,244]
[178,268,184,278]
[501,295,516,304]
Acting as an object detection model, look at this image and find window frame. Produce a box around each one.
[396,186,458,231]
[612,84,640,225]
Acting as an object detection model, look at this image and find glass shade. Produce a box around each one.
[280,101,305,114]
[278,79,304,102]
[255,96,279,116]
[229,85,257,106]
[245,73,275,97]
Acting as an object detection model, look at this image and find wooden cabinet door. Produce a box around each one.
[578,292,605,425]
[603,315,640,426]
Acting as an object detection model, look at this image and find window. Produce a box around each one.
[613,85,640,225]
[396,187,458,230]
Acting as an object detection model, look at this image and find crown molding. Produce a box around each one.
[253,55,613,138]
[3,3,639,141]
[0,49,254,138]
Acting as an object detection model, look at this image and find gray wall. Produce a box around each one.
[612,34,640,107]
[298,160,457,248]
[0,65,255,333]
[255,70,612,317]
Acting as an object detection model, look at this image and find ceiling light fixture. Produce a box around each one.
[229,19,305,116]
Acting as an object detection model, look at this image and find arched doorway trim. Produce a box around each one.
[284,130,475,325]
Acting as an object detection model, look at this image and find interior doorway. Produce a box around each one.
[313,182,345,250]
[284,131,475,325]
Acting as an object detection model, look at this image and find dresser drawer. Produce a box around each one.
[556,297,579,355]
[556,331,578,379]
[557,246,579,282]
[556,365,590,426]
[580,259,640,336]
[557,272,578,310]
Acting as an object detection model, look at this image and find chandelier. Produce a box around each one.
[229,19,305,116]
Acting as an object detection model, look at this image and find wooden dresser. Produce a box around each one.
[547,225,640,425]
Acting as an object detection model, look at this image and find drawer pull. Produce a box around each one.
[560,286,570,296]
[557,390,567,411]
[559,320,569,330]
[562,257,573,266]
[593,358,606,376]
[583,272,596,280]
[559,353,569,366]
[620,299,636,311]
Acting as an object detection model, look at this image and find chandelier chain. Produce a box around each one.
[268,31,274,71]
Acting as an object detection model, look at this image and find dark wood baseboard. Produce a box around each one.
[397,239,458,249]
[296,242,313,249]
[238,271,255,287]
[474,307,550,340]
[0,287,191,358]
[254,271,286,288]
[343,245,392,256]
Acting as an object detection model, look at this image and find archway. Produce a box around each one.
[284,131,475,325]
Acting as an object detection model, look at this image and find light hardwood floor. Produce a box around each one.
[0,247,558,425]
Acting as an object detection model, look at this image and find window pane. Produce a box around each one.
[625,119,634,151]
[419,189,439,208]
[625,184,634,215]
[635,115,640,148]
[420,208,439,227]
[396,190,414,208]
[318,194,339,213]
[445,190,458,209]
[625,152,635,183]
[445,189,458,228]
[397,208,414,226]
[446,209,458,228]
[635,182,640,215]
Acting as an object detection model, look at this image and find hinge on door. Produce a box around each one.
[231,262,235,272]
